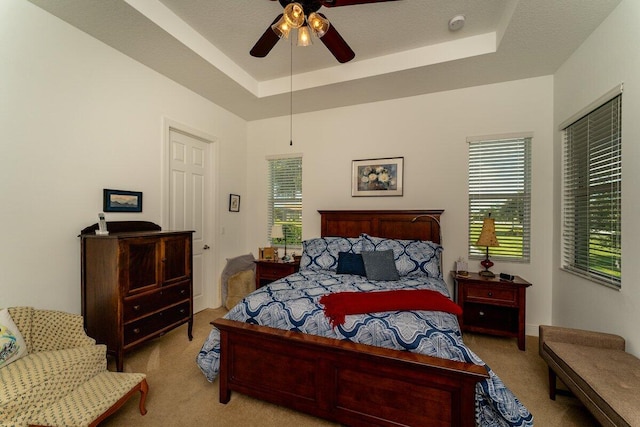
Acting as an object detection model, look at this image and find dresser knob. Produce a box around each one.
[133,328,140,334]
[488,292,493,297]
[180,289,186,294]
[133,305,141,311]
[479,311,485,317]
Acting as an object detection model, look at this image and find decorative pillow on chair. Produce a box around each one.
[300,237,363,272]
[361,250,400,281]
[361,234,443,278]
[0,308,28,368]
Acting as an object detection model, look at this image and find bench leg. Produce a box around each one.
[138,378,149,415]
[548,367,557,400]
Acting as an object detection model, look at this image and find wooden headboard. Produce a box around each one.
[318,210,444,244]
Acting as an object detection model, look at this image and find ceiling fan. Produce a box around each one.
[250,0,399,63]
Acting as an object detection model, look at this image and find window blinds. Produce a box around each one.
[267,156,303,246]
[562,95,621,288]
[468,137,531,261]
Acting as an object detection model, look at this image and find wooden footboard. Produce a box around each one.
[214,318,488,427]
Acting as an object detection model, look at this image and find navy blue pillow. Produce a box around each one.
[336,252,366,276]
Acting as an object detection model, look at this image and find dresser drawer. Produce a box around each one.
[465,284,517,305]
[123,282,190,320]
[124,301,190,346]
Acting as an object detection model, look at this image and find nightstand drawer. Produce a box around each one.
[259,263,292,279]
[254,260,300,288]
[465,285,517,305]
[463,304,518,334]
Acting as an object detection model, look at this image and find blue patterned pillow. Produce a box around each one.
[300,237,363,271]
[361,234,443,278]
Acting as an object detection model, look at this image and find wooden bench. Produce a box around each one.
[539,325,640,427]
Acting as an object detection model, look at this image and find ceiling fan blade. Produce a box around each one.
[250,15,283,58]
[322,0,399,7]
[319,20,355,63]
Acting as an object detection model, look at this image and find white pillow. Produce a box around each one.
[0,308,28,368]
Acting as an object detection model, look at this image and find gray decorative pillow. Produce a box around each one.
[361,250,399,281]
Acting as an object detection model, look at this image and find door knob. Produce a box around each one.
[203,245,210,250]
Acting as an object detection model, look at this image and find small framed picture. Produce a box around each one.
[352,157,404,197]
[103,189,143,212]
[229,194,240,212]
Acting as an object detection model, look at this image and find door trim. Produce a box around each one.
[162,117,220,309]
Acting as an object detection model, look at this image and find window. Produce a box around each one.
[268,155,302,247]
[468,135,531,261]
[562,93,621,288]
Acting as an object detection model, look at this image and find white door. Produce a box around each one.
[169,128,212,313]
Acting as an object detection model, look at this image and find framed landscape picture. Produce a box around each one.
[103,189,143,212]
[352,157,404,197]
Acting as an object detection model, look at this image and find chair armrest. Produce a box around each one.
[539,325,625,356]
[30,310,96,351]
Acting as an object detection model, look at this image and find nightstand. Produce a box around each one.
[254,259,300,288]
[451,271,532,351]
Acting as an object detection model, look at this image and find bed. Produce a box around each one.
[197,210,533,427]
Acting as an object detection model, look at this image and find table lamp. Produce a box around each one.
[476,214,500,277]
[271,224,288,260]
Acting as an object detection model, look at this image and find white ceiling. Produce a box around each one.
[27,0,621,121]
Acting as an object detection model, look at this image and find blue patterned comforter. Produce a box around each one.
[197,270,533,427]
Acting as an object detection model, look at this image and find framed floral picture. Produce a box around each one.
[351,157,404,197]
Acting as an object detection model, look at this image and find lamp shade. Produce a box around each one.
[271,224,284,239]
[271,15,292,39]
[475,217,500,247]
[308,12,330,38]
[283,3,305,29]
[297,25,313,46]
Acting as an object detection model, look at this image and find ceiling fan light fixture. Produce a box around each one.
[283,3,305,29]
[272,15,292,39]
[308,12,330,38]
[297,25,313,46]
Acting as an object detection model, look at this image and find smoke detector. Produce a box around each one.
[448,15,466,31]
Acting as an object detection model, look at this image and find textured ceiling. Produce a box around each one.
[27,0,621,121]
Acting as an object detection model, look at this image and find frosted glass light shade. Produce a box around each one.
[297,25,313,46]
[272,15,292,39]
[283,3,305,29]
[308,12,330,38]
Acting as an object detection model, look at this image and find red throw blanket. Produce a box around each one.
[319,289,462,328]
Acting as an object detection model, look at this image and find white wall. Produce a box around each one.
[247,76,555,335]
[553,0,640,354]
[0,1,248,313]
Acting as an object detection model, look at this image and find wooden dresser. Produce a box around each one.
[80,222,194,371]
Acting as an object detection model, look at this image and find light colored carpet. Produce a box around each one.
[102,308,600,426]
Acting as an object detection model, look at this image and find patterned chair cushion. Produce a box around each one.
[300,236,364,272]
[361,234,443,278]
